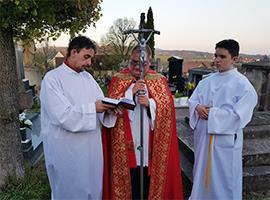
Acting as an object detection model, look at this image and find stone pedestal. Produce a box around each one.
[19,78,33,110]
[20,127,27,140]
[242,60,270,111]
[21,139,32,150]
[20,127,34,160]
[21,112,43,166]
[174,97,188,108]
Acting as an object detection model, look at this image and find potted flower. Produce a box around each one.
[186,82,195,97]
[19,112,32,141]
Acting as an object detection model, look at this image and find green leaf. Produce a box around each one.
[32,9,37,16]
[0,0,102,41]
[2,22,10,28]
[15,0,20,6]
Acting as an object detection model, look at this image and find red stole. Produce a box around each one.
[102,69,184,199]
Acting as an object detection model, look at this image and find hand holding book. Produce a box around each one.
[102,97,136,110]
[95,100,116,113]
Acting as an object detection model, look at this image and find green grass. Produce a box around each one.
[0,161,50,200]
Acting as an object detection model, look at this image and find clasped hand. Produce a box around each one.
[196,104,211,120]
[132,80,149,107]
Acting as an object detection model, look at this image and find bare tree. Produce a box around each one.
[34,38,57,75]
[100,18,136,69]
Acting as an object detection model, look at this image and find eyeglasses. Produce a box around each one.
[129,60,147,67]
[129,60,139,66]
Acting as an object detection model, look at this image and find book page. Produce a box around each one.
[102,97,119,105]
[119,97,135,106]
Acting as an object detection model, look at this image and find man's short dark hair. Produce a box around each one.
[131,45,152,58]
[215,39,239,57]
[67,36,96,57]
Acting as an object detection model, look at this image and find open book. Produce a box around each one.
[102,97,136,110]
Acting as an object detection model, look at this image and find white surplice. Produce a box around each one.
[125,83,156,166]
[188,68,257,200]
[40,63,116,200]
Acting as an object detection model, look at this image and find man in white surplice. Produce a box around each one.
[188,39,257,200]
[40,36,118,200]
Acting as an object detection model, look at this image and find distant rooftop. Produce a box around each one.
[167,56,183,61]
[242,56,270,70]
[188,66,216,75]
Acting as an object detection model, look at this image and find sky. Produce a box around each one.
[51,0,270,55]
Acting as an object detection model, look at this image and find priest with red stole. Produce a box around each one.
[102,45,184,199]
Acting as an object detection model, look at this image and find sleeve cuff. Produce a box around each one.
[148,98,156,130]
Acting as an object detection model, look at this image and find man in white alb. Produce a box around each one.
[188,39,257,200]
[40,36,118,200]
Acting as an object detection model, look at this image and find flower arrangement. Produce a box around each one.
[19,112,32,130]
[185,82,196,97]
[186,82,195,90]
[174,90,182,98]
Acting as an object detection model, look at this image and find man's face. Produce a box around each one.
[71,48,95,70]
[129,52,150,79]
[214,48,237,72]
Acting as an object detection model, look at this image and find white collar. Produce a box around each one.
[218,67,237,76]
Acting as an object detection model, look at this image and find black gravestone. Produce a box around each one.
[168,56,184,92]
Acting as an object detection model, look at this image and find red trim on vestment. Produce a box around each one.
[64,61,82,73]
